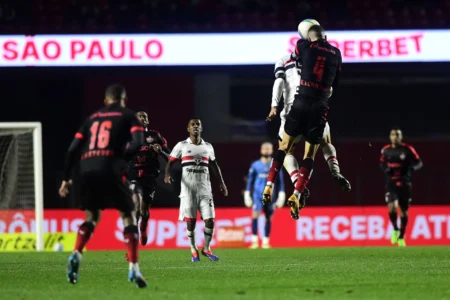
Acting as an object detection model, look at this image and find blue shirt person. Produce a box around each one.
[244,142,285,249]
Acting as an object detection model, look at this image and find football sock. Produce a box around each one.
[264,220,272,237]
[322,144,340,174]
[294,158,314,193]
[204,227,214,251]
[74,221,94,254]
[186,230,197,252]
[123,225,139,264]
[399,216,408,239]
[267,150,286,186]
[251,218,258,236]
[389,211,399,230]
[284,154,299,184]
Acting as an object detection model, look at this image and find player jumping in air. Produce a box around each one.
[266,51,350,200]
[380,128,422,247]
[128,109,170,246]
[263,25,345,220]
[164,118,228,262]
[245,142,285,249]
[59,84,148,288]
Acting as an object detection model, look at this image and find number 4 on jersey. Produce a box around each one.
[313,56,326,82]
[89,120,112,150]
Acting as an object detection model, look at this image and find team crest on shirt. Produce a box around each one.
[194,155,202,165]
[400,153,406,160]
[146,136,154,143]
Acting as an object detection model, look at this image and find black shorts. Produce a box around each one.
[78,171,134,213]
[284,95,329,144]
[385,182,412,210]
[129,177,157,205]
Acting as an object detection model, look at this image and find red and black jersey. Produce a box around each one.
[292,39,342,99]
[380,143,423,184]
[63,103,145,180]
[127,129,170,180]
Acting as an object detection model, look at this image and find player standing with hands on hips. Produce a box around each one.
[263,25,343,220]
[245,142,285,249]
[380,128,422,247]
[164,118,228,262]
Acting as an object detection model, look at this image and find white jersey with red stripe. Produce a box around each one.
[273,54,300,111]
[169,137,215,197]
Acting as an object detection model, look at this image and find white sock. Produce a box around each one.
[186,230,197,253]
[262,237,270,245]
[129,262,140,272]
[284,154,300,184]
[204,227,214,251]
[251,235,259,244]
[322,143,340,173]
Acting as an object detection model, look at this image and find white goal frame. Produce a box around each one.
[0,122,44,251]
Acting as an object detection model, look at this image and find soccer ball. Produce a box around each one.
[298,19,320,39]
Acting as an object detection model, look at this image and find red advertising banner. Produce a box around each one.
[0,207,449,249]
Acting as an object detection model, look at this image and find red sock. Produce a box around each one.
[294,158,314,193]
[74,222,94,253]
[267,150,286,184]
[124,225,139,263]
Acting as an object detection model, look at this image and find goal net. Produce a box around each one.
[0,123,44,251]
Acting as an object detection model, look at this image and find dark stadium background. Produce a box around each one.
[0,0,449,209]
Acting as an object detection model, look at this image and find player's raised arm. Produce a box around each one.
[208,144,228,196]
[59,122,87,198]
[164,142,182,184]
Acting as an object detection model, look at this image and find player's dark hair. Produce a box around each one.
[187,117,202,125]
[105,84,126,101]
[308,25,325,40]
[390,126,402,132]
[136,107,147,113]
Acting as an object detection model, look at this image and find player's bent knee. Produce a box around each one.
[186,222,196,231]
[86,209,101,224]
[204,218,214,228]
[120,210,136,227]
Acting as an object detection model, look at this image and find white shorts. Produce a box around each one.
[178,194,215,222]
[278,117,330,143]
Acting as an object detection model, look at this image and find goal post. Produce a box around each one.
[0,122,44,251]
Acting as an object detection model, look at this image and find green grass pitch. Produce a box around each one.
[0,247,449,300]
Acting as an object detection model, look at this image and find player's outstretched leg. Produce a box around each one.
[122,212,147,288]
[67,211,98,284]
[322,143,351,192]
[202,219,219,261]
